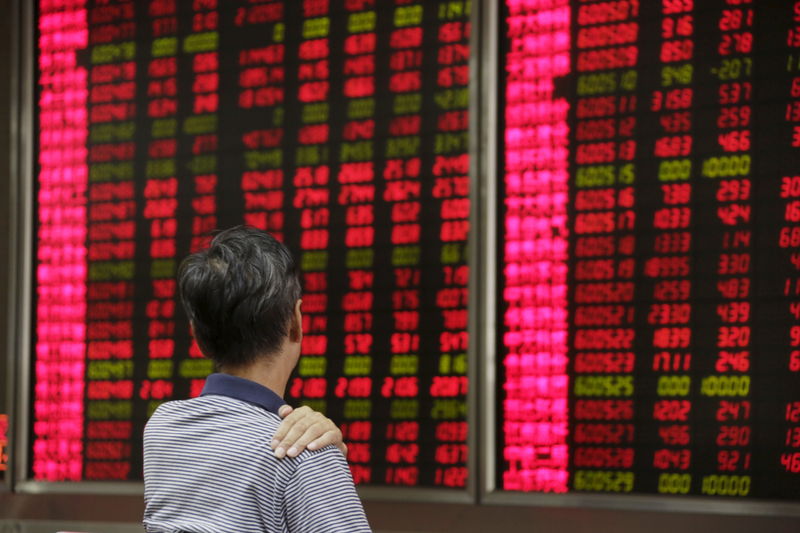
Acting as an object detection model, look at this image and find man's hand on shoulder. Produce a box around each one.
[271,405,348,459]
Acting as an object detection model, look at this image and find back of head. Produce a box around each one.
[177,226,301,368]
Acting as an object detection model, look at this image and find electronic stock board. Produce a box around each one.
[498,0,800,502]
[33,0,470,488]
[28,0,800,506]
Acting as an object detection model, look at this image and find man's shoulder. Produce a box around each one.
[144,396,287,469]
[294,444,346,463]
[146,396,209,423]
[287,445,350,479]
[148,396,193,415]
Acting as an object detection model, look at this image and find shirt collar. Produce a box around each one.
[200,373,286,415]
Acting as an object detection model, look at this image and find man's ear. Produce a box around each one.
[289,299,303,343]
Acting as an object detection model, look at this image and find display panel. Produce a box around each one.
[33,0,470,487]
[498,0,800,501]
[0,414,7,480]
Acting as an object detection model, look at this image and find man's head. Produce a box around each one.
[178,226,302,369]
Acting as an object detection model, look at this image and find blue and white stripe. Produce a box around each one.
[143,374,371,532]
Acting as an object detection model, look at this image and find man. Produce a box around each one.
[143,226,371,532]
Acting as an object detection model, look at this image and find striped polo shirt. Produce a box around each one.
[143,373,371,532]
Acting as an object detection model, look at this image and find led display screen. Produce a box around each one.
[0,414,7,480]
[33,0,469,487]
[498,0,800,500]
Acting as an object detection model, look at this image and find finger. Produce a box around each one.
[274,417,315,458]
[271,405,295,449]
[286,421,331,457]
[306,429,341,452]
[271,406,308,449]
[278,412,324,452]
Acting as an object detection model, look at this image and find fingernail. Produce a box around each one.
[275,447,285,458]
[288,446,298,457]
[270,439,279,448]
[307,442,317,450]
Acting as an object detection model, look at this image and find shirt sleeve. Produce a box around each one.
[282,446,372,533]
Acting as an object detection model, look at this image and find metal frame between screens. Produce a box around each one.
[10,0,479,503]
[1,0,22,494]
[13,0,37,494]
[10,0,34,494]
[476,0,800,517]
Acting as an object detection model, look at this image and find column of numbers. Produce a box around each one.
[179,0,221,396]
[84,2,136,479]
[139,0,180,422]
[337,0,377,486]
[84,0,137,480]
[34,0,90,481]
[288,0,332,412]
[429,0,470,489]
[238,2,286,240]
[646,0,695,496]
[697,0,754,499]
[570,0,638,495]
[381,1,425,487]
[501,0,571,493]
[770,0,800,488]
